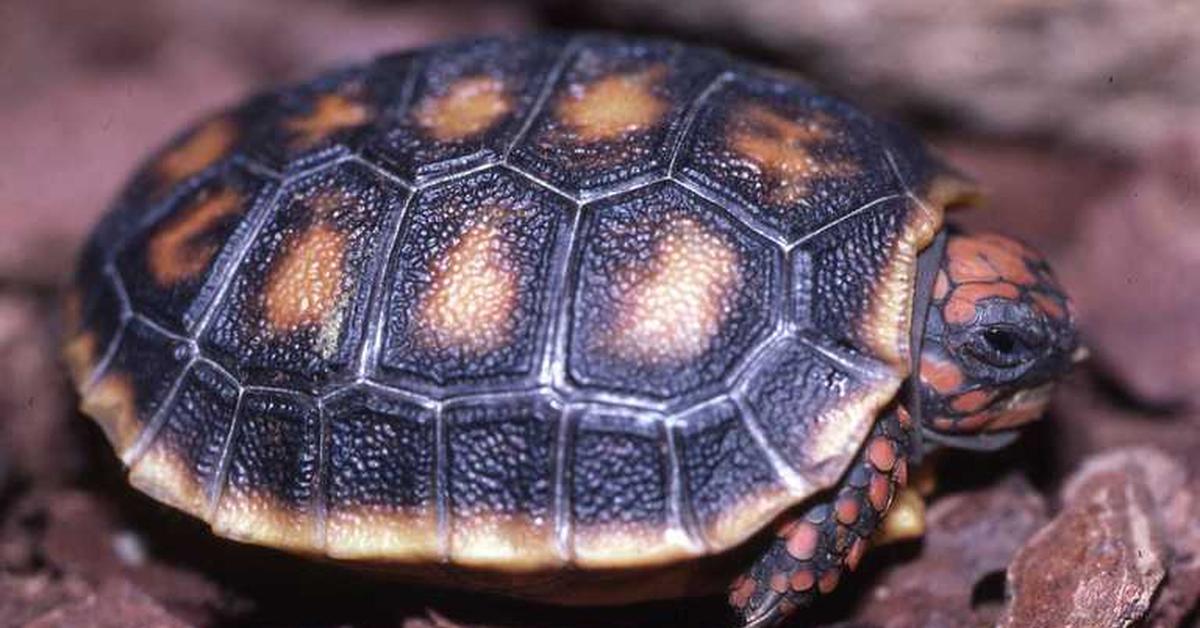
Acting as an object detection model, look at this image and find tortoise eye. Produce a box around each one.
[966,325,1038,368]
[983,328,1018,354]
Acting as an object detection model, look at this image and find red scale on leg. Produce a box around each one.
[731,408,914,627]
[789,569,815,593]
[817,569,841,594]
[867,436,897,472]
[845,536,868,572]
[835,495,860,526]
[784,521,820,561]
[868,471,892,513]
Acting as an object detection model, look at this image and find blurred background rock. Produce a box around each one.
[0,0,1196,626]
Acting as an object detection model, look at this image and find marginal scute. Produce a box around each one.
[449,514,561,570]
[741,336,900,488]
[129,446,210,518]
[127,360,240,522]
[572,523,698,568]
[415,75,511,142]
[213,489,320,552]
[81,372,140,455]
[677,401,794,550]
[147,187,244,287]
[213,390,321,552]
[701,485,795,550]
[323,388,437,560]
[570,408,696,566]
[62,331,99,391]
[858,196,944,369]
[324,510,439,560]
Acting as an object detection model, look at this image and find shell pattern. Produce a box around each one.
[63,35,967,572]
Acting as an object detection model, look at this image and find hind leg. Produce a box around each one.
[729,407,915,627]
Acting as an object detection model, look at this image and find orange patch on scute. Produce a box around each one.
[285,93,372,149]
[415,75,511,142]
[606,219,740,365]
[556,66,669,142]
[263,224,347,337]
[944,282,1021,325]
[147,188,243,286]
[418,222,519,354]
[156,118,237,187]
[728,104,858,205]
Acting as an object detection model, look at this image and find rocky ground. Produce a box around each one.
[1,1,1197,626]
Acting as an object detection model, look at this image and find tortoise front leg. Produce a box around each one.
[729,406,915,627]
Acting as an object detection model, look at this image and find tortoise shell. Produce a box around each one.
[62,34,974,574]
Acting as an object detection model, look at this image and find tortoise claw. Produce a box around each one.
[740,591,792,628]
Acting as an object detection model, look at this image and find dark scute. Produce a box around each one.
[675,68,905,244]
[443,396,557,519]
[325,388,435,511]
[677,400,782,535]
[101,317,193,435]
[741,335,885,480]
[376,167,572,390]
[149,360,241,498]
[68,271,124,378]
[794,196,911,355]
[115,166,275,335]
[567,180,780,399]
[570,410,669,527]
[200,161,408,392]
[366,37,567,185]
[223,390,320,511]
[240,60,408,173]
[508,34,724,199]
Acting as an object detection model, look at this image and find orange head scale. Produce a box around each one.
[915,231,1081,449]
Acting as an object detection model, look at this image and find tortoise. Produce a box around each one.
[60,34,1080,626]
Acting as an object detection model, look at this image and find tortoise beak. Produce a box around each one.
[983,382,1055,431]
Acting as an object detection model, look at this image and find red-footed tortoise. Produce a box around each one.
[61,34,1080,626]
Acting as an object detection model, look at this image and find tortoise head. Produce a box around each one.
[915,231,1080,445]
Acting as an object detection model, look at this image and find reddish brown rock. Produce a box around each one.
[1000,448,1175,628]
[0,295,74,483]
[1060,142,1200,408]
[581,0,1200,155]
[24,578,189,628]
[0,573,93,627]
[0,0,531,287]
[851,474,1047,626]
